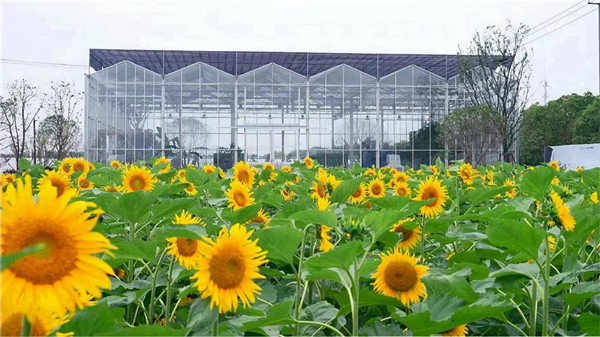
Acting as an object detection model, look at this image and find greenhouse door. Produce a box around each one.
[241,125,301,165]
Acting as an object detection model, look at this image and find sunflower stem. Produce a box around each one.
[352,261,360,337]
[147,249,166,324]
[294,224,314,336]
[294,320,345,337]
[542,231,551,336]
[165,257,175,326]
[530,282,538,336]
[20,315,31,337]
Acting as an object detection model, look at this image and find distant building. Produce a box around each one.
[85,49,496,168]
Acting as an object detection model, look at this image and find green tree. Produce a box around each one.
[573,97,600,144]
[519,92,597,165]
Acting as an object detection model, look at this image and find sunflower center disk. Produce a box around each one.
[384,261,418,292]
[234,191,247,206]
[176,238,198,257]
[394,226,413,242]
[422,187,439,207]
[352,189,362,198]
[238,170,250,184]
[8,230,78,284]
[209,247,246,289]
[52,179,66,197]
[131,175,146,191]
[372,184,382,195]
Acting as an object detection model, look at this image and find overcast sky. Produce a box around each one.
[1,0,598,105]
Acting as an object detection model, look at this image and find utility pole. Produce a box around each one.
[542,78,549,104]
[591,1,600,95]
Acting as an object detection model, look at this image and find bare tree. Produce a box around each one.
[440,105,498,165]
[0,80,44,169]
[37,82,82,163]
[334,118,377,148]
[458,21,531,162]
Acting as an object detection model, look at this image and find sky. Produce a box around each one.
[0,0,598,106]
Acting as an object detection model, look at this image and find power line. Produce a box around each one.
[524,7,598,45]
[1,58,88,69]
[525,0,587,36]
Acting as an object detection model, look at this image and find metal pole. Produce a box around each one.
[33,118,36,165]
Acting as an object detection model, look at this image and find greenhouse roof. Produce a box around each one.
[90,49,507,80]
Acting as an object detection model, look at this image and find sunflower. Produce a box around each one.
[364,167,377,176]
[263,162,274,171]
[281,181,295,201]
[281,166,292,173]
[183,181,198,196]
[414,177,448,218]
[233,161,255,186]
[103,185,122,193]
[121,165,157,193]
[176,169,188,180]
[226,180,255,210]
[58,158,74,175]
[154,156,171,174]
[504,179,517,199]
[0,303,65,337]
[328,175,342,190]
[551,176,560,186]
[368,178,386,198]
[391,218,420,250]
[394,182,412,197]
[391,172,410,187]
[371,247,428,306]
[548,161,560,171]
[429,165,439,176]
[250,208,271,224]
[441,324,468,336]
[576,166,584,173]
[219,168,226,179]
[71,157,90,174]
[203,165,217,175]
[166,210,205,270]
[317,196,331,211]
[550,191,576,231]
[1,173,16,188]
[269,172,278,181]
[485,170,496,186]
[591,191,598,204]
[458,163,476,185]
[1,175,114,316]
[320,225,334,252]
[110,160,122,169]
[191,224,268,314]
[348,184,367,204]
[78,174,94,190]
[304,156,314,169]
[311,180,328,200]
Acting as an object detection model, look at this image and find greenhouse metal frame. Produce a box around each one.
[86,50,494,168]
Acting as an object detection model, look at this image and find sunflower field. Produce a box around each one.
[1,157,599,337]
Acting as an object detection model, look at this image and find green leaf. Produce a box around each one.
[185,168,207,186]
[425,294,466,322]
[187,297,218,336]
[451,296,512,325]
[151,198,197,222]
[108,191,156,224]
[331,178,362,204]
[241,300,295,329]
[422,274,478,303]
[520,166,555,201]
[1,243,45,271]
[563,282,600,307]
[462,186,512,205]
[304,241,363,272]
[579,313,600,336]
[58,302,124,336]
[490,262,540,280]
[113,239,157,262]
[487,219,544,260]
[336,288,404,316]
[289,209,337,228]
[18,158,32,171]
[254,226,303,266]
[299,301,339,335]
[396,312,453,336]
[150,225,206,241]
[99,326,188,336]
[223,204,262,224]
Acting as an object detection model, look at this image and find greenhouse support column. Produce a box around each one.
[376,80,381,168]
[179,73,183,165]
[305,80,310,157]
[84,75,90,160]
[233,78,239,163]
[161,76,166,158]
[444,81,449,166]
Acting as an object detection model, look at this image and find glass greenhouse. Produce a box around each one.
[86,50,491,169]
